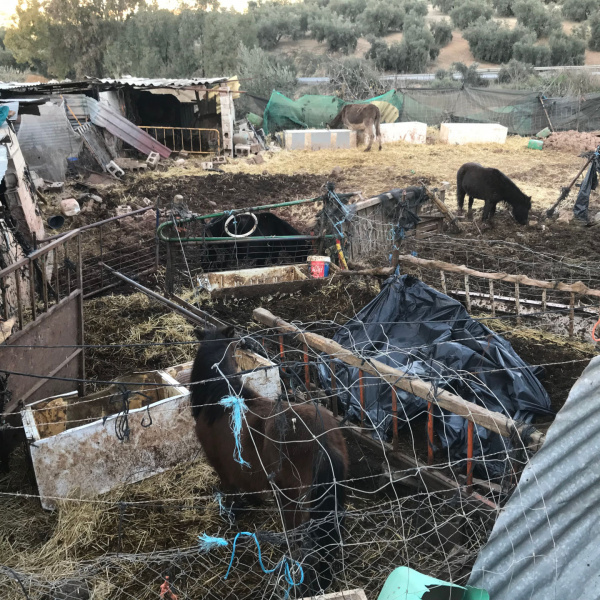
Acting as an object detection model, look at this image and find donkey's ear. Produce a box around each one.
[194,327,207,341]
[221,325,236,339]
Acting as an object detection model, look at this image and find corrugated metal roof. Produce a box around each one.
[469,355,600,600]
[88,76,229,88]
[86,96,171,158]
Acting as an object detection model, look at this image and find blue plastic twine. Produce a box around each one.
[198,533,229,553]
[219,395,250,467]
[224,532,304,598]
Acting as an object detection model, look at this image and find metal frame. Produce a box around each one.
[140,126,220,155]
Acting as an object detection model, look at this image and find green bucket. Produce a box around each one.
[528,139,543,150]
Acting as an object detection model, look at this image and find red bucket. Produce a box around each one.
[308,255,331,278]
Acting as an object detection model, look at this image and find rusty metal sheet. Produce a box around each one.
[1,291,83,411]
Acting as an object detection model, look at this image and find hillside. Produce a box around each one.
[274,3,600,73]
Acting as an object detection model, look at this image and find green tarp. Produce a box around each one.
[255,87,600,136]
[262,90,403,135]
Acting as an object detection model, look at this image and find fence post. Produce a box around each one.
[77,233,86,398]
[427,401,434,465]
[489,279,495,317]
[464,275,471,313]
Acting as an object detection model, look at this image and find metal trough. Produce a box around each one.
[22,350,280,510]
[195,264,337,299]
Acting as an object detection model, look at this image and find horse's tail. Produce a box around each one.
[309,440,347,591]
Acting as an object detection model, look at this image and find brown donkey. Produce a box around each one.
[190,326,349,591]
[329,103,382,151]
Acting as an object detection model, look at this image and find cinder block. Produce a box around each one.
[201,161,214,170]
[146,152,160,168]
[439,123,508,145]
[235,144,251,157]
[106,160,125,178]
[213,156,227,164]
[179,151,189,158]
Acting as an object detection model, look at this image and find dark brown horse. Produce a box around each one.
[329,104,382,152]
[190,326,348,591]
[457,162,532,225]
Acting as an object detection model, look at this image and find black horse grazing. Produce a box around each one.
[456,162,532,225]
[205,212,311,271]
[190,326,349,592]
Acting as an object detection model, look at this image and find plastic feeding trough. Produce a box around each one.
[22,350,280,510]
[195,263,338,299]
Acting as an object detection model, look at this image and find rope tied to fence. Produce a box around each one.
[198,531,304,598]
[219,395,250,467]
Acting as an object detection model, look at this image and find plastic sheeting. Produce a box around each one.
[469,355,600,600]
[17,101,82,181]
[318,275,552,474]
[573,152,599,222]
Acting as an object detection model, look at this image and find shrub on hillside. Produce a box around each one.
[464,18,531,62]
[589,11,600,50]
[432,0,459,14]
[237,44,297,98]
[512,0,562,38]
[328,0,368,22]
[430,19,454,46]
[403,0,430,16]
[513,40,552,64]
[497,58,535,83]
[451,61,489,85]
[325,56,385,98]
[311,11,359,53]
[549,33,586,65]
[493,0,514,17]
[451,0,493,29]
[359,0,405,36]
[561,0,599,21]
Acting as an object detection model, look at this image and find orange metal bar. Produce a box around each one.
[427,401,434,465]
[330,362,338,417]
[303,343,310,388]
[140,126,221,155]
[467,420,474,492]
[391,387,399,451]
[359,370,365,427]
[279,335,285,373]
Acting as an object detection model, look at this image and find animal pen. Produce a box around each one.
[1,181,598,600]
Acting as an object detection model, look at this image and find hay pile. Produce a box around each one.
[84,293,197,384]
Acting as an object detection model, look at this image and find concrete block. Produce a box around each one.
[178,151,189,158]
[213,156,227,164]
[146,152,160,168]
[201,161,214,170]
[106,160,125,178]
[440,123,508,145]
[284,129,357,151]
[60,198,80,217]
[235,144,251,157]
[300,590,367,600]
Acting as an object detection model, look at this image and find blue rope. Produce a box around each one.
[198,533,229,553]
[224,532,304,598]
[219,395,250,467]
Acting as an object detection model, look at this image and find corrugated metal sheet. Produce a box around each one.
[469,355,600,599]
[86,96,171,158]
[89,76,229,88]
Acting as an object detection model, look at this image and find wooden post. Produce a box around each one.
[489,279,495,317]
[279,335,285,373]
[41,255,49,311]
[440,270,447,295]
[14,270,23,329]
[541,289,547,313]
[514,282,521,318]
[77,234,86,398]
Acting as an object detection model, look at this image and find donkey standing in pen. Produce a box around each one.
[456,162,532,225]
[190,325,349,592]
[329,104,382,152]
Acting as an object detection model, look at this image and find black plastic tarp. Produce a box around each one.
[573,153,599,222]
[318,275,553,475]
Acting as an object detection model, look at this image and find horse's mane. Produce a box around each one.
[190,327,252,423]
[491,167,530,205]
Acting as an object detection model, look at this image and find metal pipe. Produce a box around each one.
[99,262,218,328]
[427,401,434,465]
